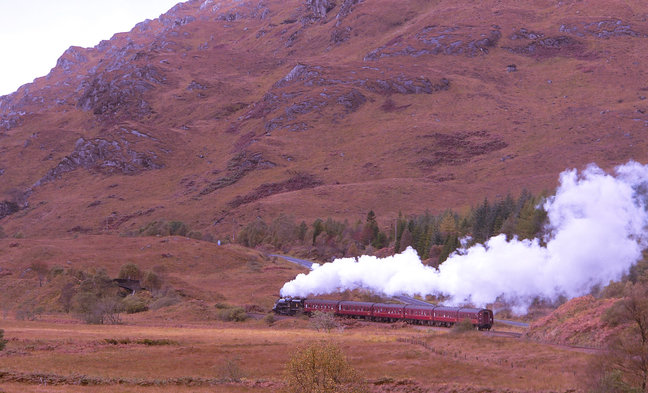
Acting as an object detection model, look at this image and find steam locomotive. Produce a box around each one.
[273,297,494,330]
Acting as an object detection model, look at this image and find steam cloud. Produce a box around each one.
[280,161,648,313]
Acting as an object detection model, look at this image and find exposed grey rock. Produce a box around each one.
[199,151,276,196]
[35,137,163,186]
[504,35,583,56]
[274,64,322,87]
[77,65,165,119]
[335,0,362,24]
[229,172,323,208]
[0,201,20,220]
[159,3,195,27]
[187,80,208,90]
[306,0,337,19]
[337,89,366,112]
[0,113,21,130]
[331,26,352,44]
[560,19,645,39]
[362,76,450,95]
[510,28,544,40]
[234,63,450,135]
[55,47,89,73]
[215,1,270,21]
[134,19,153,32]
[365,26,501,60]
[217,12,243,21]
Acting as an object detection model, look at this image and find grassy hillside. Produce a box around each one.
[1,0,647,240]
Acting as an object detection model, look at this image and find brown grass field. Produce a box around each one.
[0,230,595,392]
[0,317,591,393]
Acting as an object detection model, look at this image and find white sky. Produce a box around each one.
[0,0,183,96]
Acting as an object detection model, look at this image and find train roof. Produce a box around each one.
[373,303,406,308]
[403,304,436,310]
[304,299,339,305]
[338,301,375,307]
[458,307,490,313]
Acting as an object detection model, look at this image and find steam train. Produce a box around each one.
[273,297,494,330]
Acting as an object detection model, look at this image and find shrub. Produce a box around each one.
[30,261,49,287]
[263,313,276,326]
[217,358,246,382]
[122,296,148,314]
[118,263,142,280]
[138,338,175,346]
[247,260,262,272]
[142,271,162,293]
[284,343,367,393]
[310,310,337,332]
[48,266,65,279]
[15,301,44,321]
[104,338,176,346]
[73,270,123,324]
[149,294,181,310]
[188,231,203,240]
[452,318,475,333]
[167,221,188,236]
[78,297,123,325]
[137,220,189,237]
[216,306,248,322]
[0,329,7,351]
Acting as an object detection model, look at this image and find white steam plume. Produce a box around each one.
[280,161,648,313]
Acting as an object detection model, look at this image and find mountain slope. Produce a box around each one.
[1,0,648,239]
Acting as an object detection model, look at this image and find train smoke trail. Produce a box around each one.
[280,161,648,313]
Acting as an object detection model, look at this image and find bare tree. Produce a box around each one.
[30,261,49,287]
[592,283,648,392]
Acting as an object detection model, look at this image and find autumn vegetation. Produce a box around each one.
[284,343,367,393]
[237,190,547,264]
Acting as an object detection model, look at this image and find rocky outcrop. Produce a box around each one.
[36,137,163,186]
[363,76,450,95]
[335,0,362,24]
[560,19,646,39]
[273,64,322,88]
[214,1,271,21]
[0,111,23,131]
[232,63,450,135]
[229,172,323,207]
[365,26,501,60]
[0,201,20,220]
[306,0,337,20]
[509,28,544,41]
[77,65,165,120]
[337,89,367,112]
[199,152,276,196]
[504,32,585,58]
[54,47,88,73]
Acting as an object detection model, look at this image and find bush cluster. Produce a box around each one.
[451,318,475,333]
[215,305,248,322]
[0,329,7,351]
[236,190,547,262]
